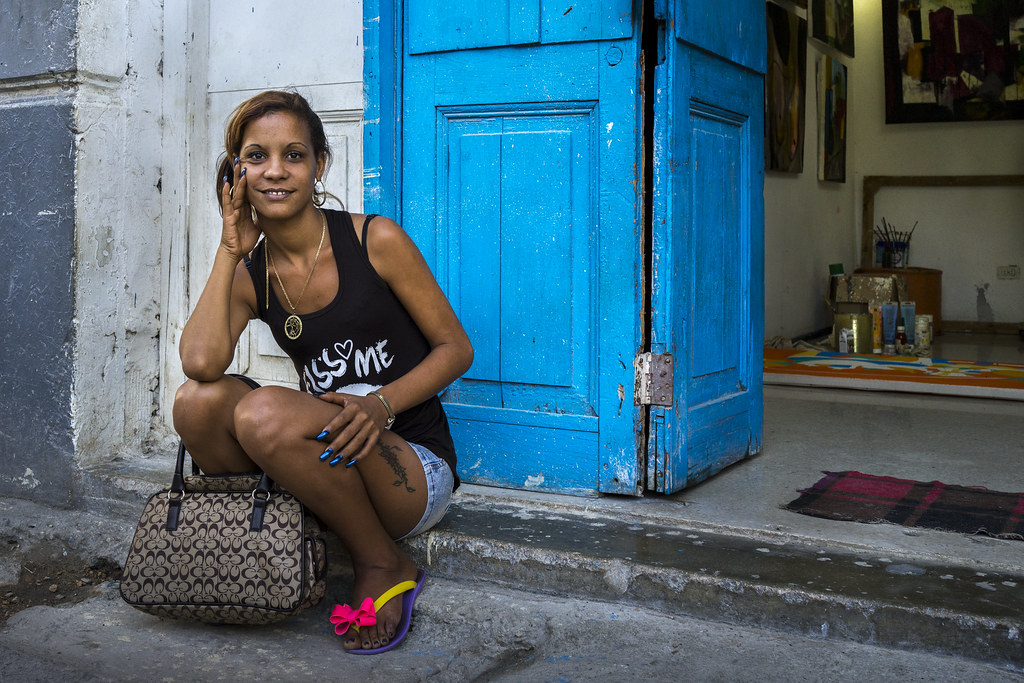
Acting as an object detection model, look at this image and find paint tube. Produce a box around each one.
[881,303,898,347]
[900,301,916,344]
[869,306,882,353]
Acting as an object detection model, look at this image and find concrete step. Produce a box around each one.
[12,463,1023,672]
[401,487,1024,670]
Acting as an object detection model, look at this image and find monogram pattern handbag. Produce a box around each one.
[119,440,328,625]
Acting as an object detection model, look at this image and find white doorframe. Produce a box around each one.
[158,0,209,443]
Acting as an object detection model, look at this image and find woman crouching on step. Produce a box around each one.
[172,90,473,654]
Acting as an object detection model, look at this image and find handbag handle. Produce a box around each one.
[166,439,276,533]
[165,374,274,532]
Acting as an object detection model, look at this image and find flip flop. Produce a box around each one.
[330,569,426,655]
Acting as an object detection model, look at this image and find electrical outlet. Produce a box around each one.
[997,265,1020,280]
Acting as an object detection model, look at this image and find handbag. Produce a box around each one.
[119,439,328,625]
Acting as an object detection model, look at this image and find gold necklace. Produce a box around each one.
[265,209,327,341]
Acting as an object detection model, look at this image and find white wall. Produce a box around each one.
[74,0,165,464]
[765,1,858,339]
[765,0,1024,338]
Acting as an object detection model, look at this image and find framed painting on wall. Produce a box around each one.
[766,2,808,173]
[812,0,855,57]
[883,0,1024,123]
[817,53,847,183]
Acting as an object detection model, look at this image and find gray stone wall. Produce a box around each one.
[0,0,78,504]
[0,100,77,503]
[0,0,76,77]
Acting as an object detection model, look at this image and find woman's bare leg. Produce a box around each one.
[172,376,258,473]
[233,386,429,651]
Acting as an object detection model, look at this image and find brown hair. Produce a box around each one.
[215,90,333,204]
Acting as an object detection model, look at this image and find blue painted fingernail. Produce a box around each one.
[234,156,239,164]
[316,430,329,441]
[329,454,344,467]
[319,447,333,461]
[222,175,228,184]
[240,167,246,177]
[312,391,326,396]
[345,458,357,468]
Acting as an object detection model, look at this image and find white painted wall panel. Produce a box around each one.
[207,1,363,92]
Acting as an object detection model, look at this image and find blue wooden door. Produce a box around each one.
[400,0,645,495]
[647,0,766,493]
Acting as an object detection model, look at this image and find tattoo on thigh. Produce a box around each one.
[378,442,415,493]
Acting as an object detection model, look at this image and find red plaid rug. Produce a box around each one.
[785,471,1024,540]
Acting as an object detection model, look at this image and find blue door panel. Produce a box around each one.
[668,0,766,73]
[447,416,598,494]
[648,30,765,493]
[689,110,743,406]
[540,0,633,43]
[457,132,503,383]
[682,412,751,485]
[500,130,575,388]
[379,1,764,496]
[402,6,644,495]
[439,108,596,416]
[409,0,632,54]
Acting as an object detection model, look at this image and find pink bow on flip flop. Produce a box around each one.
[330,597,377,635]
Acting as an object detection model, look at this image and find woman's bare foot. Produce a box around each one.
[341,553,419,651]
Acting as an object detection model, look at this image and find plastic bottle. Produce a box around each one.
[895,325,908,354]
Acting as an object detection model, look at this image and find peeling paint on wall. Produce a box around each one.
[18,468,40,489]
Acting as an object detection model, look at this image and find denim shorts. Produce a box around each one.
[395,443,455,541]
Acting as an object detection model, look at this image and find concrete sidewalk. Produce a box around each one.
[1,571,1020,682]
[1,484,1022,681]
[2,385,1023,679]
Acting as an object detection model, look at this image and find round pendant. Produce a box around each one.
[284,314,303,340]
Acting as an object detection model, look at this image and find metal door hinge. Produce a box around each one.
[634,352,674,406]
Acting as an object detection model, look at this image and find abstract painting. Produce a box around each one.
[883,0,1024,123]
[817,53,847,182]
[812,0,855,57]
[766,2,808,173]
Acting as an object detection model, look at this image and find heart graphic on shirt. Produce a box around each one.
[335,340,353,360]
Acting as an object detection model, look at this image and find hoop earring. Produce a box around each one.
[313,178,327,207]
[250,204,258,225]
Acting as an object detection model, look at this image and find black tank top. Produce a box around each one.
[245,210,457,483]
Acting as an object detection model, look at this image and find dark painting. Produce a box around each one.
[812,0,855,57]
[884,0,1024,123]
[817,54,847,182]
[766,2,808,173]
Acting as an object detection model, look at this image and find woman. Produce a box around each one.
[172,90,473,654]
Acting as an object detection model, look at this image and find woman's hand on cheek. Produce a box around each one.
[220,159,260,258]
[314,393,387,467]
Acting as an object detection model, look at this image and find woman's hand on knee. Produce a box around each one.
[314,393,389,467]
